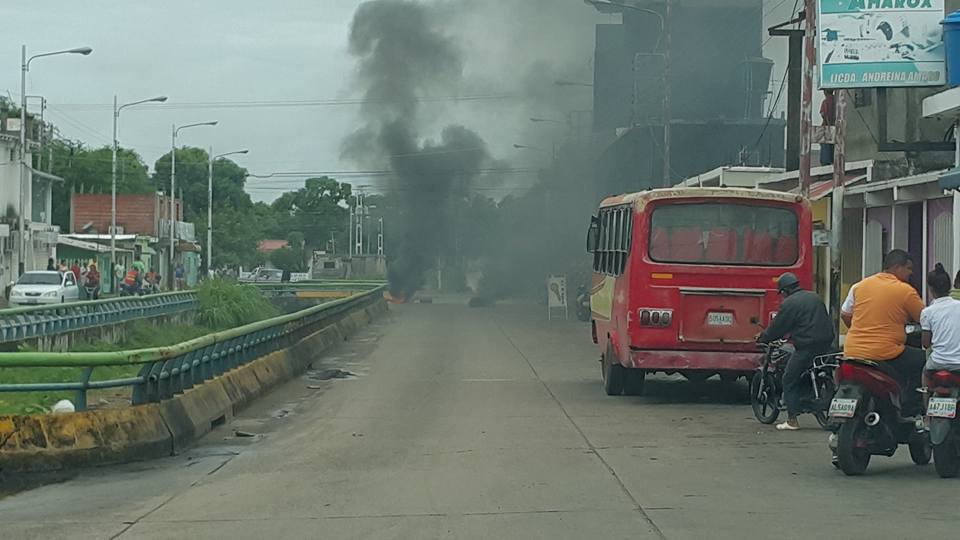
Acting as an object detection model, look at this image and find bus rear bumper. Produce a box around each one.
[628,349,761,372]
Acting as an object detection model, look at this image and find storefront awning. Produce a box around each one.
[58,236,132,253]
[938,168,960,191]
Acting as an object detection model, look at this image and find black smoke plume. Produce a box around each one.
[345,0,490,299]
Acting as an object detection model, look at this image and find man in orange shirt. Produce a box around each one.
[844,249,926,416]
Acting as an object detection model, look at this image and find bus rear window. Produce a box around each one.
[649,203,799,266]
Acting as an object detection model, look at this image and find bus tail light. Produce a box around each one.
[638,309,673,327]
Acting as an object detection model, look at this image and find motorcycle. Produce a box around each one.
[750,341,839,428]
[83,284,100,301]
[119,282,141,297]
[575,285,591,322]
[927,369,960,478]
[828,357,931,476]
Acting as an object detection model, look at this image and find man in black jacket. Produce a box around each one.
[758,273,835,431]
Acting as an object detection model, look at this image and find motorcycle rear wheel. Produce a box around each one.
[934,439,960,478]
[837,419,871,476]
[909,431,932,466]
[750,371,780,424]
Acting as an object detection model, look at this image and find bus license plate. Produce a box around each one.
[928,397,958,419]
[829,398,859,418]
[707,312,733,326]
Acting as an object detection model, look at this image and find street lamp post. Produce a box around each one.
[112,95,167,290]
[18,45,92,276]
[170,121,216,289]
[207,148,248,276]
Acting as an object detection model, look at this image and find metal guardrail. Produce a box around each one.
[0,292,198,344]
[0,284,385,410]
[0,280,384,344]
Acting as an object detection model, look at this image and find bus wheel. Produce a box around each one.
[623,369,645,396]
[602,343,625,396]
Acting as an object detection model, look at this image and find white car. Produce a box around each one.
[8,271,82,307]
[242,267,284,283]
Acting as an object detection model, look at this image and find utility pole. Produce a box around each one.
[829,90,847,340]
[378,217,384,256]
[662,0,672,188]
[354,192,364,256]
[799,0,816,198]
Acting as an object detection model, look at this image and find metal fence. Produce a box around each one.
[0,280,384,344]
[0,292,198,344]
[0,284,384,411]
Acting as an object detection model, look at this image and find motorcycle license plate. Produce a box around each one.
[829,398,858,418]
[928,397,958,419]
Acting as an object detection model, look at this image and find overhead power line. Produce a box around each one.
[49,94,526,112]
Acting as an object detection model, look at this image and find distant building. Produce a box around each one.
[590,0,785,196]
[69,192,199,290]
[0,112,62,283]
[257,239,289,254]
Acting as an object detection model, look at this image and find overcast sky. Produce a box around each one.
[2,1,797,202]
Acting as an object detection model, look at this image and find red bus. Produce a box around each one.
[586,187,813,396]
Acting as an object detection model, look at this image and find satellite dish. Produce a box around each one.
[81,222,93,231]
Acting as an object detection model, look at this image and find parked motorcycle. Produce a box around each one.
[828,358,930,476]
[119,282,141,297]
[83,285,100,301]
[927,369,960,478]
[750,341,839,428]
[575,285,591,322]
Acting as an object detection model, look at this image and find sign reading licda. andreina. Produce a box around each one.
[818,0,945,89]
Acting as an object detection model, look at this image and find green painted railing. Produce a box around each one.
[0,282,385,410]
[0,280,384,344]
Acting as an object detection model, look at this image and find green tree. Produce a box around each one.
[270,177,351,250]
[49,143,153,229]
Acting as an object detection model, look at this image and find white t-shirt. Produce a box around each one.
[920,296,960,370]
[841,282,858,315]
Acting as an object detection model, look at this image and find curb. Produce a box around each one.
[0,298,387,473]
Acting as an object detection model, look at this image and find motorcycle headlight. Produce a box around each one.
[44,290,59,297]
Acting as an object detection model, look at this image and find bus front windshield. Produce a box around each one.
[649,202,799,266]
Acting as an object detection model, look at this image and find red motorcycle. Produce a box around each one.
[828,358,930,476]
[927,369,960,478]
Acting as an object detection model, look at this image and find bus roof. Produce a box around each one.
[598,186,804,209]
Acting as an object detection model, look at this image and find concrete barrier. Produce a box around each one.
[0,296,387,472]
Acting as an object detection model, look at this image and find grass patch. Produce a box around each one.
[1,279,282,416]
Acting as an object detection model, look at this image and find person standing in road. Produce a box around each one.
[46,257,56,271]
[70,260,81,281]
[758,272,836,431]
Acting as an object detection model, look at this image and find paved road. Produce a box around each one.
[1,300,955,539]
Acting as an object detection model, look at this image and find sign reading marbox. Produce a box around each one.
[819,0,945,88]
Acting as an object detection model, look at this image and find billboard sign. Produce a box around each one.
[819,0,945,88]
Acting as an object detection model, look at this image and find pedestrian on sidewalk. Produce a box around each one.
[175,262,185,290]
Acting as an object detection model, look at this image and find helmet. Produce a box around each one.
[777,273,800,294]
